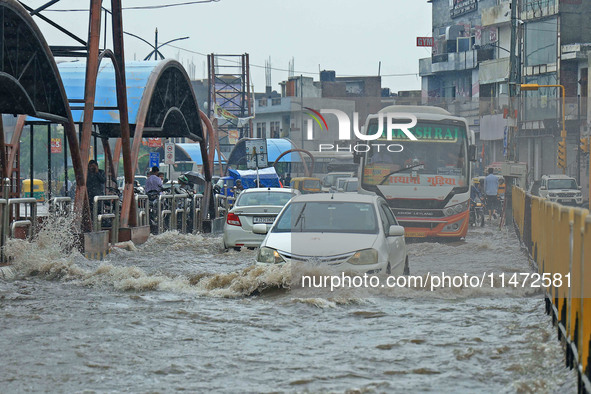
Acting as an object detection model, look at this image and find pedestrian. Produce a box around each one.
[158,172,165,183]
[145,166,163,196]
[484,167,499,221]
[284,173,291,186]
[234,179,244,193]
[87,160,105,214]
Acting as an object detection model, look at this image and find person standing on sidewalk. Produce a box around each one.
[484,167,499,221]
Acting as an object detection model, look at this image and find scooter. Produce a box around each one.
[469,197,485,227]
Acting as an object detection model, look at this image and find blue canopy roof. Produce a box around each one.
[26,59,204,141]
[27,59,154,124]
[176,143,225,165]
[226,138,301,167]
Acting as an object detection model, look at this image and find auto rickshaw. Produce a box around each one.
[290,177,322,194]
[22,179,45,202]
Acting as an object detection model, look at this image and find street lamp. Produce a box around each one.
[125,29,189,61]
[520,83,568,174]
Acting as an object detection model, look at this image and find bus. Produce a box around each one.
[358,105,476,239]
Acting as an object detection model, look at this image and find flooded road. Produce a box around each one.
[0,222,576,393]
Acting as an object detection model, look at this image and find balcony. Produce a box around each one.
[481,2,511,27]
[419,57,433,77]
[430,50,478,73]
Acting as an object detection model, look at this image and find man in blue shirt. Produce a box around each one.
[484,167,499,221]
[145,166,163,196]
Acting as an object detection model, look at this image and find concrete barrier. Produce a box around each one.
[512,186,591,391]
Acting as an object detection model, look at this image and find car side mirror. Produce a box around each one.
[468,145,477,161]
[539,186,546,190]
[388,225,405,237]
[579,186,582,190]
[252,223,269,234]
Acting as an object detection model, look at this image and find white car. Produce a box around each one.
[222,188,299,251]
[254,193,409,276]
[538,174,583,206]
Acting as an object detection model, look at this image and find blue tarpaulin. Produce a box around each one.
[228,167,281,188]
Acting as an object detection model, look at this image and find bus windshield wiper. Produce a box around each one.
[379,163,424,185]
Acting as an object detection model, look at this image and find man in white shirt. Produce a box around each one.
[484,167,499,221]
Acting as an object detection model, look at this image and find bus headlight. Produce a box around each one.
[454,201,469,214]
[443,202,469,216]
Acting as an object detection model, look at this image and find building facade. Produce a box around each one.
[420,0,591,199]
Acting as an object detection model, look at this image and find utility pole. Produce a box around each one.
[508,0,519,162]
[503,0,519,227]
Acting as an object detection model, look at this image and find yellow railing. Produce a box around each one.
[512,187,591,390]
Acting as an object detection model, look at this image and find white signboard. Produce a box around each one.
[245,139,268,170]
[164,142,175,165]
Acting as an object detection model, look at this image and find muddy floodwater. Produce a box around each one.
[0,220,576,393]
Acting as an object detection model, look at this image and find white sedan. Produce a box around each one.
[254,193,409,276]
[222,187,299,251]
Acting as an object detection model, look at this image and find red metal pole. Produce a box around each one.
[79,0,103,175]
[111,0,136,228]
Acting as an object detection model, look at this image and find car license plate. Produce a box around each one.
[253,216,275,224]
[406,231,426,237]
[562,199,573,203]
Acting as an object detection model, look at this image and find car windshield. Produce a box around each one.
[273,201,378,234]
[236,191,294,207]
[344,181,358,192]
[548,179,578,190]
[303,179,321,189]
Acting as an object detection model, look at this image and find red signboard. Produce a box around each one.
[51,138,62,153]
[416,37,433,47]
[147,138,162,148]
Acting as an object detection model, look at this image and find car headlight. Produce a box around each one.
[346,249,378,265]
[257,247,285,264]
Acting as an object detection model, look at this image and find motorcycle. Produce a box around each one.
[469,197,485,227]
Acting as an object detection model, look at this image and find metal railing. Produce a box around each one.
[7,198,37,239]
[49,197,72,216]
[135,194,149,227]
[192,194,203,234]
[171,193,188,233]
[512,187,591,392]
[157,194,174,234]
[92,195,120,244]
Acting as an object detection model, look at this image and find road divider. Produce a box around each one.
[512,186,591,392]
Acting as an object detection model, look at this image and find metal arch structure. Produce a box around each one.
[19,0,211,230]
[273,149,314,177]
[0,0,90,229]
[128,58,209,227]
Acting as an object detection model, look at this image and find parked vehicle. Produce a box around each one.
[22,179,45,202]
[290,177,322,194]
[337,177,358,192]
[222,187,299,251]
[538,174,583,206]
[254,193,409,276]
[321,172,355,192]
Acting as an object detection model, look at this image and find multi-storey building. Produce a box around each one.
[518,0,590,193]
[420,0,591,198]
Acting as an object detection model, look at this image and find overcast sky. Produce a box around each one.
[29,0,433,92]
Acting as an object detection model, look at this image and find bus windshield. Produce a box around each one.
[362,120,468,189]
